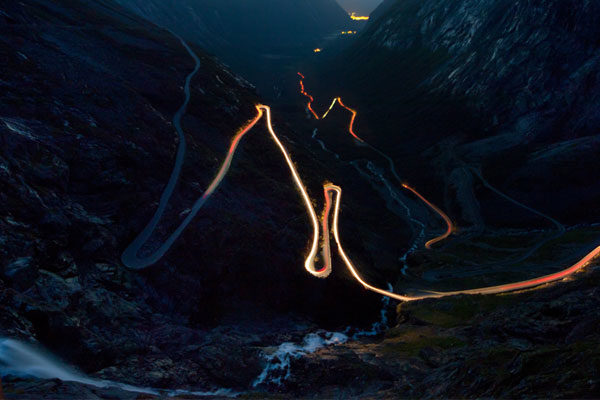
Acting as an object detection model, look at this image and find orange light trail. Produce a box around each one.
[131,100,600,301]
[322,184,414,301]
[127,43,600,303]
[335,97,362,142]
[206,111,263,195]
[258,105,331,278]
[294,72,599,301]
[296,73,364,142]
[319,186,334,275]
[297,73,450,243]
[402,183,454,248]
[322,184,600,301]
[297,72,320,120]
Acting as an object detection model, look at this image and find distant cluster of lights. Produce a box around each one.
[341,30,357,35]
[313,48,322,53]
[350,12,369,21]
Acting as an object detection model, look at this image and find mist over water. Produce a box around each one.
[0,338,159,395]
[0,338,234,397]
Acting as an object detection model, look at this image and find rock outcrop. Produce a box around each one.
[326,0,600,225]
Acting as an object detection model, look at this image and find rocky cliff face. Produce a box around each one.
[327,0,600,226]
[281,265,600,398]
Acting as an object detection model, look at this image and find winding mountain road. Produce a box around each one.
[297,72,453,248]
[470,165,567,266]
[122,34,202,269]
[295,72,600,301]
[123,50,600,302]
[401,183,454,249]
[470,166,565,233]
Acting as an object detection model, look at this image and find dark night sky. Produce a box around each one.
[336,0,383,14]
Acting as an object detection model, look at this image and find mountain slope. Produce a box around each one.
[0,0,394,394]
[323,0,600,226]
[113,0,351,96]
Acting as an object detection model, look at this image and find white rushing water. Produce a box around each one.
[0,338,158,395]
[252,331,348,387]
[253,283,394,387]
[347,283,393,339]
[0,338,234,397]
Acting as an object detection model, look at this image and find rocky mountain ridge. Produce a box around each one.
[325,0,600,226]
[113,0,352,97]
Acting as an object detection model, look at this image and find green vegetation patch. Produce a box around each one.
[380,326,465,357]
[398,294,517,328]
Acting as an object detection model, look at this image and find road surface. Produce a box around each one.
[295,72,600,301]
[401,183,454,249]
[125,63,600,302]
[121,34,202,269]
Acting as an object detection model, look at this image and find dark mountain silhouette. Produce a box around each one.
[113,0,351,96]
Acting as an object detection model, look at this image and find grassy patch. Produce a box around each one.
[475,234,542,249]
[399,294,516,328]
[526,228,600,264]
[380,328,465,357]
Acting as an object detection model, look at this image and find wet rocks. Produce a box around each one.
[279,266,600,398]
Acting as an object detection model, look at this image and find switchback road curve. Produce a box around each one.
[122,34,201,270]
[294,73,600,301]
[123,43,600,302]
[296,72,454,248]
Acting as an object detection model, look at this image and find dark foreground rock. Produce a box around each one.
[281,264,600,399]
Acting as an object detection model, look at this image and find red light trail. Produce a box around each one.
[132,100,600,301]
[296,73,364,142]
[334,97,362,142]
[124,41,600,304]
[296,73,450,241]
[294,72,599,301]
[297,72,320,120]
[401,183,454,248]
